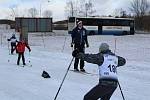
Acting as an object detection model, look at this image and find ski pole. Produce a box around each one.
[118,81,126,100]
[114,38,125,100]
[0,32,2,45]
[7,41,11,62]
[54,57,74,100]
[28,51,32,67]
[61,36,67,53]
[42,33,46,48]
[29,52,31,63]
[114,37,117,54]
[7,41,10,55]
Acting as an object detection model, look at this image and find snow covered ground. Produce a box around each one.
[0,31,150,100]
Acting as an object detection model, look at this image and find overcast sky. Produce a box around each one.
[0,0,136,21]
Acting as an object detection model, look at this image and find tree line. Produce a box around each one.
[8,0,52,19]
[7,0,150,32]
[9,7,52,18]
[65,0,150,32]
[130,0,150,31]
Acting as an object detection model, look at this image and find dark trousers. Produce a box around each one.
[17,52,25,65]
[74,44,85,69]
[84,80,118,100]
[11,43,16,54]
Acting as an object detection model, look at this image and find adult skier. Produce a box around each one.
[7,34,18,54]
[72,43,126,100]
[71,20,89,72]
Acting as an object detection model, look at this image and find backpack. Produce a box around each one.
[16,42,24,53]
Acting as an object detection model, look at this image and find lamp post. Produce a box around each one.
[39,0,51,17]
[40,3,42,17]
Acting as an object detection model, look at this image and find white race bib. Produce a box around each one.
[11,38,17,43]
[99,54,118,80]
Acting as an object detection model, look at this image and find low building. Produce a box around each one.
[15,17,53,32]
[0,19,15,29]
[53,20,68,30]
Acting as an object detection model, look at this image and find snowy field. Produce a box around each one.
[0,30,150,100]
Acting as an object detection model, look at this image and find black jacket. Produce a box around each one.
[76,50,126,67]
[8,36,18,46]
[71,26,88,46]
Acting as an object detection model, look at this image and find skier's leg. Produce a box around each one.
[74,44,80,71]
[101,86,116,100]
[80,59,85,69]
[84,81,118,100]
[11,44,13,54]
[84,84,103,100]
[80,47,85,70]
[14,45,17,53]
[17,53,21,65]
[22,52,26,65]
[74,58,79,70]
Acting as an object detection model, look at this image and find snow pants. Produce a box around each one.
[84,79,118,100]
[11,43,16,54]
[17,52,25,65]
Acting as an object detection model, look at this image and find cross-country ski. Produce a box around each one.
[69,69,97,76]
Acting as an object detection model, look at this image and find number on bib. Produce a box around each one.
[108,65,117,73]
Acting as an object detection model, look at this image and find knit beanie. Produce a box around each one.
[77,20,82,25]
[99,43,109,52]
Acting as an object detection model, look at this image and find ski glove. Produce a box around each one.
[86,43,89,48]
[72,49,79,57]
[71,42,74,47]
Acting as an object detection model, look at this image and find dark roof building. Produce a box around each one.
[53,20,68,30]
[0,19,15,29]
[15,17,53,32]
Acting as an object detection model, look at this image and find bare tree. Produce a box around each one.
[113,9,121,17]
[39,0,52,17]
[78,0,96,17]
[42,10,52,17]
[65,0,79,17]
[130,0,149,17]
[140,0,149,16]
[9,4,18,20]
[28,8,38,17]
[129,0,150,30]
[65,0,96,17]
[120,9,127,18]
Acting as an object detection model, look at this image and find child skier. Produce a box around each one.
[72,43,126,100]
[14,40,31,65]
[7,34,18,54]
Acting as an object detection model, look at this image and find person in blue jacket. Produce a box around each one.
[7,34,18,54]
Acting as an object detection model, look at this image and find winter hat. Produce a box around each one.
[41,70,51,78]
[12,34,15,37]
[99,43,109,52]
[77,20,82,25]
